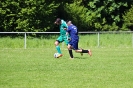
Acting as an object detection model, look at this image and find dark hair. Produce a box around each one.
[55,18,61,23]
[66,20,71,23]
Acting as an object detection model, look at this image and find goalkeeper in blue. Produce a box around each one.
[65,21,92,59]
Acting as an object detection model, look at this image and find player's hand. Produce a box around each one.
[66,32,68,35]
[64,28,67,30]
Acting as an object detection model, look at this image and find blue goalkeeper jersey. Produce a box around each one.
[67,24,79,40]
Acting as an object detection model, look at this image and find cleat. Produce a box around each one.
[69,57,74,60]
[88,49,92,56]
[57,54,63,58]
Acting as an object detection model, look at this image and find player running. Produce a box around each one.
[54,18,69,58]
[66,20,92,59]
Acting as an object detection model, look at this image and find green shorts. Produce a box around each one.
[56,35,69,45]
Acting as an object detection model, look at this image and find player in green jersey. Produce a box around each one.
[54,18,69,58]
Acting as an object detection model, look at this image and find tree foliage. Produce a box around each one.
[0,0,133,32]
[0,0,59,32]
[63,0,132,31]
[123,5,133,31]
[64,0,90,31]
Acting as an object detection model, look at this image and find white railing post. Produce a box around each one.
[98,32,100,47]
[24,32,26,49]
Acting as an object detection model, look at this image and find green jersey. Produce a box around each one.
[59,20,68,36]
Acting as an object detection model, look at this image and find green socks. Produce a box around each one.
[56,46,62,54]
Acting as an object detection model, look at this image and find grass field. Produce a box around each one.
[0,34,133,88]
[0,33,133,48]
[0,48,133,88]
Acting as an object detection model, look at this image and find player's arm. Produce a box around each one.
[66,32,69,35]
[62,22,68,29]
[66,29,71,40]
[64,28,67,30]
[66,32,71,40]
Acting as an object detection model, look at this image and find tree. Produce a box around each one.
[64,0,133,31]
[0,0,20,32]
[123,5,133,31]
[0,0,133,32]
[0,0,59,32]
[81,0,131,31]
[64,0,90,31]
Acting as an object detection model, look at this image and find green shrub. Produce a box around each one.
[123,5,133,31]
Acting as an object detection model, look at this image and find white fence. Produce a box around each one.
[0,31,133,49]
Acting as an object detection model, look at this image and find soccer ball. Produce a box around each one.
[54,53,59,58]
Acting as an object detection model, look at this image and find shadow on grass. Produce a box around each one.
[74,57,87,59]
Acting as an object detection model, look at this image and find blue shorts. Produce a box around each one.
[69,39,78,50]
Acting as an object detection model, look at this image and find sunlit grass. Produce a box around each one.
[0,48,133,88]
[0,33,132,49]
[0,33,133,88]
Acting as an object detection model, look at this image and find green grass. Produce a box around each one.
[0,34,133,88]
[0,33,132,48]
[0,48,133,88]
[79,33,133,48]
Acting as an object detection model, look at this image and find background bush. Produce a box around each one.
[0,0,133,32]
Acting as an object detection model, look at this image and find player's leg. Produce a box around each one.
[75,49,92,56]
[64,36,74,59]
[55,36,63,58]
[69,38,91,57]
[79,48,83,56]
[71,39,83,56]
[55,40,62,54]
[72,38,91,56]
[71,38,83,56]
[67,44,74,58]
[67,39,83,58]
